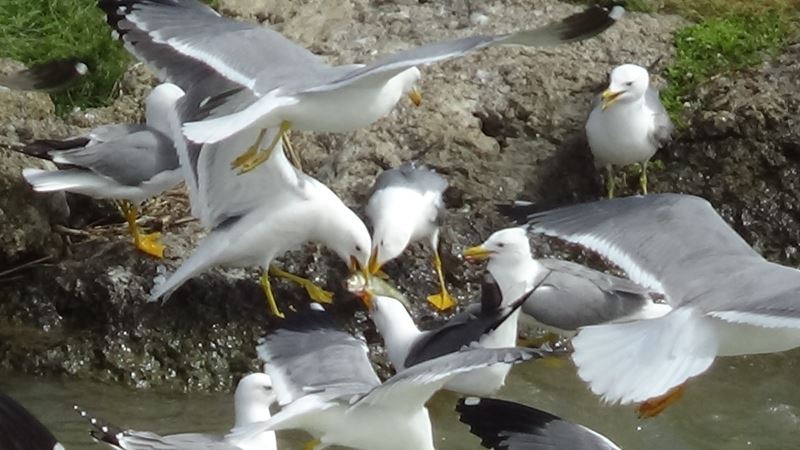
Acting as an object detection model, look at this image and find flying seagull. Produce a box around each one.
[462,227,670,337]
[585,63,673,197]
[234,308,543,450]
[0,391,65,450]
[151,125,372,317]
[365,161,453,310]
[16,83,185,257]
[98,0,623,173]
[502,194,800,417]
[75,373,277,450]
[457,397,622,450]
[351,272,533,395]
[0,57,87,92]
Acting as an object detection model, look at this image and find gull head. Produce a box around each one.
[400,67,423,106]
[326,210,372,277]
[233,372,275,427]
[144,83,185,126]
[463,227,532,270]
[368,224,412,275]
[601,64,649,110]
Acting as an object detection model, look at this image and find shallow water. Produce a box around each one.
[3,350,800,449]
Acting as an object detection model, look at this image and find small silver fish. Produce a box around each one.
[345,273,411,308]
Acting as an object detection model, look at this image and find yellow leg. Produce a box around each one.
[259,272,286,318]
[235,121,293,175]
[120,201,165,258]
[230,128,267,169]
[426,251,456,311]
[605,164,616,199]
[269,266,333,304]
[282,131,303,171]
[303,439,321,450]
[637,384,686,418]
[639,161,649,195]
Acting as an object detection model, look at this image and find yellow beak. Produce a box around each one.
[350,255,371,280]
[368,247,382,274]
[408,88,422,107]
[462,245,493,262]
[601,89,622,110]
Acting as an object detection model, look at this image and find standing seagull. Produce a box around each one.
[365,162,453,310]
[351,273,532,395]
[0,392,65,450]
[457,397,622,450]
[75,373,277,450]
[0,57,87,92]
[236,308,542,450]
[503,194,800,417]
[150,123,372,317]
[462,227,670,337]
[98,0,623,173]
[585,63,673,198]
[17,83,185,257]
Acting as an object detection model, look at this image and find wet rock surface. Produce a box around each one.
[0,2,797,391]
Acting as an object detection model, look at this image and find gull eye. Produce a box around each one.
[497,243,505,248]
[625,81,633,87]
[355,245,362,252]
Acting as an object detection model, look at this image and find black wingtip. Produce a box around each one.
[495,200,537,224]
[73,404,125,447]
[556,3,625,43]
[0,392,61,450]
[0,57,88,92]
[456,397,559,449]
[271,306,342,335]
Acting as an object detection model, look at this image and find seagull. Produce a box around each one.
[456,397,622,450]
[234,308,542,450]
[351,272,532,395]
[150,124,372,317]
[365,161,453,310]
[585,63,673,198]
[0,57,87,92]
[98,0,623,173]
[0,391,65,450]
[502,193,800,417]
[16,82,185,257]
[462,227,670,337]
[74,373,277,450]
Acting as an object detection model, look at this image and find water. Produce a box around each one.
[3,350,800,449]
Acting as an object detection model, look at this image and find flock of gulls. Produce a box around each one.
[1,1,799,449]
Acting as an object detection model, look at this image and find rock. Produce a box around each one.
[2,2,797,392]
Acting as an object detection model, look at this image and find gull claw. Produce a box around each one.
[427,291,456,311]
[135,232,165,258]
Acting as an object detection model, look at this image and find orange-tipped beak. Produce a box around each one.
[368,247,382,274]
[601,89,622,110]
[356,289,375,310]
[408,88,422,107]
[462,245,493,262]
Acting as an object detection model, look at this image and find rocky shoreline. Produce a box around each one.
[1,1,798,392]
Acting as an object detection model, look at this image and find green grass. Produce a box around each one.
[661,11,795,123]
[0,0,130,114]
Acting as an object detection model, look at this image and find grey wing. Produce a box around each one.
[89,124,151,144]
[456,397,622,450]
[369,162,448,197]
[53,128,179,186]
[99,0,331,105]
[525,260,655,330]
[355,347,542,412]
[645,86,673,149]
[522,194,761,303]
[305,4,622,93]
[256,310,380,406]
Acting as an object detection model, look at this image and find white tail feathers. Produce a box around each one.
[149,229,231,302]
[571,307,718,405]
[22,168,108,193]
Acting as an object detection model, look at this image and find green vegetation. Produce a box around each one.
[660,1,799,123]
[0,0,130,114]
